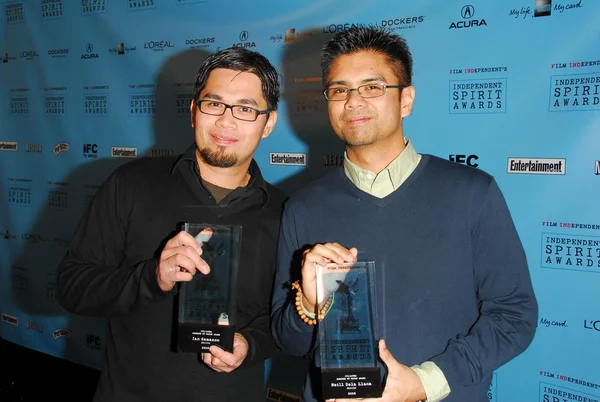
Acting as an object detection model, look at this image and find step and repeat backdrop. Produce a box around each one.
[1,0,599,401]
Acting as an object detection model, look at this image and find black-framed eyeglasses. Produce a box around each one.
[323,83,406,101]
[196,99,270,122]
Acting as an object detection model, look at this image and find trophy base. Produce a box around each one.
[321,367,382,399]
[177,323,235,353]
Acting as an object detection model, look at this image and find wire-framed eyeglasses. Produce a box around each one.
[196,99,270,122]
[323,83,406,101]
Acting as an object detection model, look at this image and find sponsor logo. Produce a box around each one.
[53,237,71,248]
[274,28,312,43]
[46,282,57,298]
[550,73,600,112]
[112,146,138,158]
[450,79,506,113]
[42,0,64,19]
[174,82,194,115]
[267,388,301,402]
[184,37,215,48]
[3,229,16,240]
[2,52,16,63]
[81,43,99,59]
[541,220,600,230]
[12,272,28,291]
[323,154,344,167]
[86,334,102,350]
[554,1,583,14]
[143,40,174,52]
[449,5,487,29]
[83,185,99,208]
[47,181,69,209]
[380,15,425,31]
[535,0,552,17]
[109,42,137,55]
[26,144,42,153]
[26,321,43,332]
[449,66,508,75]
[10,89,29,115]
[509,6,532,19]
[45,87,67,116]
[22,233,45,242]
[542,233,600,271]
[83,86,109,116]
[507,158,565,174]
[233,31,256,49]
[539,383,599,402]
[128,85,155,116]
[53,328,71,339]
[128,0,155,10]
[83,144,98,158]
[539,317,568,328]
[5,2,25,23]
[82,0,107,14]
[148,148,174,157]
[7,178,32,206]
[293,88,327,115]
[47,48,69,58]
[20,50,39,61]
[0,141,18,151]
[595,160,600,175]
[270,153,307,166]
[449,154,479,167]
[1,313,18,326]
[584,320,600,332]
[551,59,600,70]
[53,142,69,155]
[322,22,366,34]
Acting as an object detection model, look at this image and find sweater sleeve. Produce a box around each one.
[270,202,317,356]
[56,168,173,317]
[430,178,538,389]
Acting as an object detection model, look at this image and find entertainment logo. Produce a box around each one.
[42,0,64,19]
[1,313,18,326]
[449,5,487,29]
[450,79,506,113]
[542,233,600,271]
[10,88,29,115]
[5,1,24,23]
[507,158,565,174]
[549,72,600,112]
[45,87,67,116]
[111,146,137,158]
[82,0,106,15]
[0,141,18,151]
[83,85,109,116]
[270,153,306,166]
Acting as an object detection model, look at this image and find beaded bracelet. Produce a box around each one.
[291,280,333,325]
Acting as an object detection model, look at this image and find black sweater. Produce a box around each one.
[57,144,286,402]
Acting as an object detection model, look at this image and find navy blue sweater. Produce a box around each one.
[271,155,538,402]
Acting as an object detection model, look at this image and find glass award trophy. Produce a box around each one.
[316,261,382,399]
[177,223,241,353]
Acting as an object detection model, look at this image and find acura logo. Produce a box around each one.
[86,43,93,53]
[239,31,248,41]
[461,5,474,19]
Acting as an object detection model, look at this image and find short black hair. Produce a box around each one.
[321,26,413,87]
[193,47,280,111]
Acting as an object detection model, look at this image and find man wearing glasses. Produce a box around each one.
[271,27,537,402]
[57,47,286,401]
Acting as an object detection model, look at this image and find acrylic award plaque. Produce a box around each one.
[316,261,382,399]
[177,223,241,353]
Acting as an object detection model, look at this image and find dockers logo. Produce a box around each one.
[1,313,18,326]
[270,153,306,166]
[81,43,99,59]
[112,146,137,158]
[185,37,215,48]
[549,73,600,112]
[380,15,425,31]
[535,0,552,17]
[5,2,24,23]
[0,141,18,151]
[48,48,69,58]
[450,79,506,113]
[82,0,106,14]
[128,0,155,10]
[507,158,565,174]
[233,31,256,49]
[42,0,64,19]
[449,5,487,29]
[449,154,479,167]
[53,142,69,155]
[542,233,600,271]
[53,328,71,339]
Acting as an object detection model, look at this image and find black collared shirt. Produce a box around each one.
[57,144,286,402]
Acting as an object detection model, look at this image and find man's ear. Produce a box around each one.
[261,110,278,139]
[190,99,197,127]
[400,86,416,118]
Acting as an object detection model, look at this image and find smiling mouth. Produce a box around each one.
[345,116,371,125]
[211,134,238,145]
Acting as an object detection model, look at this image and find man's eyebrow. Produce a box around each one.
[326,76,387,87]
[201,93,259,107]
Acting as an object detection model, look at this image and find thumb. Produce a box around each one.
[378,339,394,364]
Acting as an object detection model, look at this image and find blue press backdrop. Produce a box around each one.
[1,1,599,401]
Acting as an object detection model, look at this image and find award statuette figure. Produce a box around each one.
[177,223,242,353]
[316,261,382,399]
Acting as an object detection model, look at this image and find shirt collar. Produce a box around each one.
[172,143,271,205]
[343,138,421,196]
